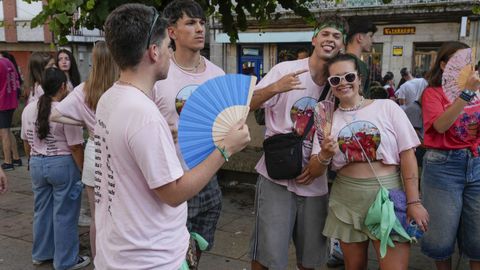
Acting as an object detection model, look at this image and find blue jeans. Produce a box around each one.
[421,148,480,261]
[30,155,83,270]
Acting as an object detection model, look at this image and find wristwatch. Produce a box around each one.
[459,89,477,102]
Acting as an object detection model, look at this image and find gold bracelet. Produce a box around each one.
[316,154,331,166]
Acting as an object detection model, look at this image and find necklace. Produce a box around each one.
[338,97,365,112]
[172,52,203,72]
[117,80,151,98]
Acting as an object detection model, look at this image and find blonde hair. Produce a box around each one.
[84,41,119,110]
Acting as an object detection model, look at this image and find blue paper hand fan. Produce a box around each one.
[178,74,256,169]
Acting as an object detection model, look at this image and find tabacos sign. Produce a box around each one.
[383,27,416,35]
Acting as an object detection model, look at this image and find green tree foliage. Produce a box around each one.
[25,0,473,45]
[24,0,322,44]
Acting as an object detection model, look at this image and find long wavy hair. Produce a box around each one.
[27,52,54,97]
[84,41,119,110]
[56,49,81,87]
[36,68,67,140]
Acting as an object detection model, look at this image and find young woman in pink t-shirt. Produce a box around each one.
[21,67,89,269]
[311,54,429,270]
[56,49,81,92]
[50,41,119,259]
[26,52,55,104]
[420,41,480,270]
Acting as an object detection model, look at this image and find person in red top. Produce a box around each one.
[0,55,19,171]
[421,41,480,270]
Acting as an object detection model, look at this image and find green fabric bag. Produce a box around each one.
[179,232,209,270]
[364,186,411,258]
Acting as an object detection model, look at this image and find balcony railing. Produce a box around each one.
[305,0,475,9]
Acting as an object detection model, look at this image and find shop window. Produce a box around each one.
[361,43,383,83]
[413,42,442,78]
[277,43,312,63]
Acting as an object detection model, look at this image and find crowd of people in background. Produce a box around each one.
[0,1,479,270]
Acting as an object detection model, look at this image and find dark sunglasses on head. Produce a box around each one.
[327,72,358,86]
[146,7,160,50]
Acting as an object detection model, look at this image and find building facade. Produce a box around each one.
[209,0,479,148]
[0,0,102,85]
[210,0,479,86]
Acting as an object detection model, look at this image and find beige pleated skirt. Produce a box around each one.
[323,173,410,243]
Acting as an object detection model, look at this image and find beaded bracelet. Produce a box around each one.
[216,145,230,162]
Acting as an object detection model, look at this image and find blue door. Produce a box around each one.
[238,46,263,81]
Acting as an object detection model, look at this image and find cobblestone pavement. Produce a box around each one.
[0,158,470,269]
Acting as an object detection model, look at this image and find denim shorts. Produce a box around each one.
[421,148,480,261]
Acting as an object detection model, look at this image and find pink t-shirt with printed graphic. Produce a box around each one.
[312,99,420,171]
[56,83,96,134]
[255,58,329,197]
[21,100,84,156]
[94,83,187,270]
[422,86,480,156]
[152,57,224,169]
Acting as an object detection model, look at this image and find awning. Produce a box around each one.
[215,31,313,43]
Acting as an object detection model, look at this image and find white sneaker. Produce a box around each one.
[78,211,91,227]
[67,255,90,270]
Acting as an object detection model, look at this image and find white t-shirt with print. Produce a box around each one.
[313,99,420,171]
[93,83,187,270]
[152,57,224,170]
[21,100,84,156]
[255,58,329,197]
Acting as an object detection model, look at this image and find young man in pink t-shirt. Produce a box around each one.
[152,0,224,262]
[95,4,250,270]
[248,16,348,270]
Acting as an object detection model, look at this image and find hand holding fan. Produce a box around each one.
[442,48,474,102]
[178,74,256,169]
[314,98,335,142]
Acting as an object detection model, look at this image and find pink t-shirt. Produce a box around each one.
[0,57,19,110]
[94,83,187,270]
[20,100,84,156]
[152,57,224,169]
[56,83,96,134]
[28,84,44,105]
[313,99,420,171]
[255,58,329,197]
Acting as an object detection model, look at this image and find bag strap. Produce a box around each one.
[341,114,384,188]
[301,84,330,139]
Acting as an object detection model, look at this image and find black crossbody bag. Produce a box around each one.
[263,86,330,180]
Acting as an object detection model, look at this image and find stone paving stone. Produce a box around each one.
[198,253,250,270]
[0,213,33,239]
[0,236,39,270]
[217,214,254,237]
[208,229,250,259]
[0,191,34,215]
[217,212,243,228]
[0,208,21,219]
